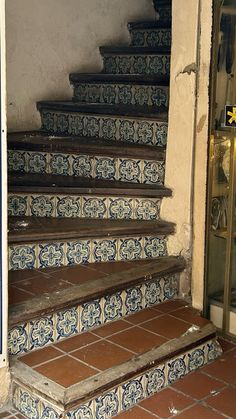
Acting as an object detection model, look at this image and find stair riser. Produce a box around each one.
[8,150,165,185]
[40,111,168,147]
[130,29,171,48]
[154,1,172,23]
[9,194,161,220]
[12,338,221,418]
[9,236,168,271]
[102,54,170,76]
[9,274,179,356]
[72,83,169,107]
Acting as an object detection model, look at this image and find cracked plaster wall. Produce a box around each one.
[6,0,155,131]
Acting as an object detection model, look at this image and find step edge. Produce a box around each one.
[99,46,171,55]
[127,21,171,30]
[11,323,217,410]
[69,73,170,85]
[9,257,185,327]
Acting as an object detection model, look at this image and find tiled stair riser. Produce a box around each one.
[130,29,171,48]
[9,236,168,271]
[102,54,170,75]
[40,111,168,147]
[12,339,222,419]
[72,83,169,107]
[9,274,179,356]
[8,194,161,220]
[8,150,165,185]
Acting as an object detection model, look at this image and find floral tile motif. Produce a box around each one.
[163,275,179,300]
[68,401,94,419]
[8,195,28,216]
[119,238,143,260]
[8,150,26,172]
[144,280,162,307]
[188,347,205,372]
[82,197,107,219]
[8,324,29,356]
[94,157,116,180]
[14,388,40,419]
[103,54,170,76]
[144,237,167,258]
[29,316,54,350]
[134,199,160,220]
[72,155,93,178]
[9,245,37,270]
[131,29,171,48]
[56,196,81,218]
[28,152,47,174]
[93,239,117,262]
[118,159,141,183]
[124,286,143,315]
[95,389,120,419]
[56,308,79,340]
[103,292,123,323]
[108,198,133,220]
[49,153,71,176]
[167,355,187,384]
[121,377,145,411]
[31,195,55,217]
[143,161,165,184]
[81,300,102,331]
[38,243,65,268]
[66,240,91,265]
[41,406,62,419]
[146,364,166,396]
[207,340,223,362]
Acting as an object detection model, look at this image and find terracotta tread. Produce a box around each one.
[69,73,170,85]
[128,20,171,30]
[37,101,168,120]
[11,305,215,409]
[9,173,172,198]
[8,216,175,244]
[8,131,165,160]
[100,46,171,55]
[9,257,185,325]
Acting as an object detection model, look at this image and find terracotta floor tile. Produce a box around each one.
[0,413,12,418]
[9,286,33,304]
[55,332,99,352]
[94,261,132,274]
[202,352,236,384]
[125,308,161,325]
[109,326,167,354]
[9,268,49,284]
[156,299,189,313]
[35,355,97,387]
[48,264,106,285]
[20,346,62,367]
[175,404,225,418]
[140,388,193,418]
[142,314,190,339]
[17,276,71,296]
[206,386,236,417]
[173,371,224,400]
[170,307,210,327]
[73,340,132,370]
[92,320,131,338]
[218,337,236,353]
[117,406,156,418]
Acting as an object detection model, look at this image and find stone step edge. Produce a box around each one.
[9,256,184,327]
[69,73,170,85]
[100,46,171,55]
[127,21,171,31]
[11,324,220,415]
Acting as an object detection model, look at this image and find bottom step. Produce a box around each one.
[11,300,222,419]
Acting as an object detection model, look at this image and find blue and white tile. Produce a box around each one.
[8,324,29,355]
[123,285,143,315]
[102,292,123,323]
[72,155,93,178]
[92,239,117,263]
[134,199,160,220]
[80,299,102,331]
[143,161,165,184]
[163,275,179,300]
[144,237,167,258]
[82,197,107,219]
[117,159,141,183]
[151,86,168,107]
[167,355,187,384]
[13,388,40,419]
[9,244,37,270]
[144,279,162,307]
[108,198,133,220]
[8,194,29,216]
[119,237,143,261]
[29,316,54,350]
[49,153,71,176]
[68,401,94,419]
[206,340,223,362]
[8,150,27,172]
[66,240,91,265]
[56,196,81,218]
[41,406,62,419]
[56,308,79,340]
[94,156,116,180]
[27,152,48,174]
[101,118,117,140]
[95,389,120,419]
[84,116,100,138]
[38,243,65,269]
[187,347,206,372]
[30,195,55,217]
[120,376,145,411]
[145,364,166,396]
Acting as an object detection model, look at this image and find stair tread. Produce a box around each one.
[100,46,171,55]
[37,101,168,120]
[9,172,171,197]
[12,303,215,409]
[128,20,171,30]
[8,131,165,160]
[69,73,170,85]
[9,257,185,326]
[9,216,175,243]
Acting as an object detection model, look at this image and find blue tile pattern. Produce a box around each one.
[131,29,171,48]
[102,54,170,76]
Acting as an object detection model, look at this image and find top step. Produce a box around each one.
[128,21,171,31]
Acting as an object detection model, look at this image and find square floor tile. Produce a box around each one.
[20,346,62,367]
[202,351,236,384]
[218,337,236,353]
[55,332,99,352]
[175,404,226,418]
[9,286,33,304]
[48,264,106,285]
[142,315,190,339]
[73,340,132,370]
[157,299,188,313]
[95,261,132,274]
[125,308,161,325]
[172,371,224,400]
[109,326,167,354]
[206,387,236,417]
[171,307,210,327]
[140,388,193,418]
[117,406,156,418]
[35,355,97,387]
[92,320,131,338]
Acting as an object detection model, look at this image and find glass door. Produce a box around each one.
[205,0,236,338]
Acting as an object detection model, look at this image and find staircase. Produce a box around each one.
[7,1,222,417]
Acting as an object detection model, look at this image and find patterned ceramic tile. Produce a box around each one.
[144,236,167,258]
[8,324,29,356]
[134,198,160,220]
[103,292,123,323]
[56,308,79,340]
[120,376,145,411]
[145,364,166,396]
[14,388,40,419]
[9,245,37,270]
[8,195,28,216]
[207,340,223,362]
[66,240,91,265]
[95,389,120,418]
[38,243,65,268]
[81,300,102,331]
[94,156,116,180]
[131,29,171,48]
[30,195,55,217]
[49,153,71,176]
[118,159,141,183]
[143,161,165,184]
[167,355,187,384]
[187,347,205,372]
[40,111,168,146]
[163,275,179,300]
[102,54,170,76]
[8,150,26,172]
[108,198,133,220]
[27,152,47,174]
[81,197,107,219]
[119,237,143,261]
[144,279,162,307]
[93,239,117,262]
[68,401,94,419]
[56,196,81,218]
[72,155,93,178]
[124,285,143,315]
[29,316,54,350]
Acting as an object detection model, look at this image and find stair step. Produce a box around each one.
[8,132,165,185]
[8,257,184,349]
[11,301,221,418]
[37,103,168,146]
[100,47,170,76]
[128,21,171,48]
[154,0,172,24]
[69,73,170,85]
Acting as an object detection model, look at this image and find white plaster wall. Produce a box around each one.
[6,0,155,131]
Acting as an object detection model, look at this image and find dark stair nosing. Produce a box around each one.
[100,46,171,55]
[69,73,170,86]
[128,20,171,30]
[9,173,172,198]
[8,131,166,160]
[9,256,185,326]
[8,216,175,244]
[37,101,168,121]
